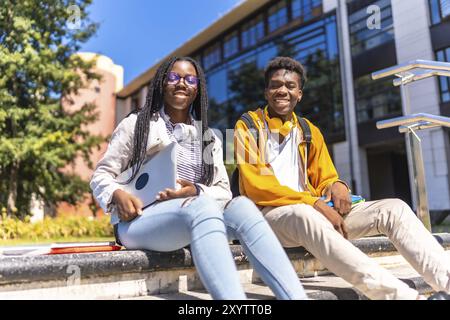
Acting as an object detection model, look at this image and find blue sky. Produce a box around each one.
[81,0,243,85]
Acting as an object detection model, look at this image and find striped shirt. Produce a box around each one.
[161,109,203,183]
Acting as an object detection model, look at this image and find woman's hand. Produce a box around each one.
[112,189,143,222]
[157,179,198,201]
[314,199,348,239]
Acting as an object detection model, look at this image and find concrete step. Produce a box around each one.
[125,253,442,300]
[1,234,448,300]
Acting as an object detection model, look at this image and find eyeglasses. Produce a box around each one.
[167,72,199,87]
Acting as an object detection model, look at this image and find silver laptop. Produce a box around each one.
[116,142,178,209]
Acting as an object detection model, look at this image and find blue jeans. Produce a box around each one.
[117,195,307,300]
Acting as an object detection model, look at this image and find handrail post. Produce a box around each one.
[372,60,450,232]
[403,125,431,231]
[398,74,420,219]
[375,113,450,231]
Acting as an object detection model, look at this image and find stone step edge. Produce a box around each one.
[0,233,449,286]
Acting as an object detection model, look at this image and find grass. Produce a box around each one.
[0,236,115,246]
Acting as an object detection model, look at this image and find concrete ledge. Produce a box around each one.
[0,233,449,299]
[0,250,193,285]
[287,233,450,258]
[1,233,449,284]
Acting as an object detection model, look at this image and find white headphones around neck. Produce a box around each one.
[173,122,198,142]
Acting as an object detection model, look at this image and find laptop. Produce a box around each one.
[116,142,178,210]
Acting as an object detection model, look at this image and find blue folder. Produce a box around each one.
[320,195,365,207]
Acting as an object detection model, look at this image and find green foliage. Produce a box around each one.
[228,61,266,114]
[225,163,237,181]
[275,38,297,58]
[0,0,105,217]
[0,214,113,241]
[301,49,344,141]
[209,61,266,132]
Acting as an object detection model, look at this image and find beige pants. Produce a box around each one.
[262,198,450,300]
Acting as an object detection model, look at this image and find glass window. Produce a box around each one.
[348,0,391,24]
[354,74,401,123]
[436,47,450,103]
[207,68,228,104]
[292,0,303,19]
[256,45,277,69]
[429,0,450,25]
[131,93,140,111]
[242,15,264,49]
[282,15,344,141]
[203,43,221,70]
[326,18,338,59]
[430,0,442,24]
[443,0,450,17]
[203,15,344,143]
[292,0,323,22]
[349,0,395,56]
[312,0,322,7]
[224,32,239,59]
[268,1,288,33]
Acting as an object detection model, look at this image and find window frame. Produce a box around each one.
[436,47,450,103]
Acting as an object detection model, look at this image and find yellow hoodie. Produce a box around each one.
[234,107,346,207]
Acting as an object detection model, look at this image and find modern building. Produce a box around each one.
[115,0,450,218]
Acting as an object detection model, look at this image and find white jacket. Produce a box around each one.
[90,113,232,224]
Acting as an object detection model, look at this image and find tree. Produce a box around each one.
[301,49,344,143]
[275,38,297,58]
[217,41,296,130]
[0,0,103,218]
[227,61,266,126]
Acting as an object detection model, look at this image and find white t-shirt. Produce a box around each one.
[265,126,306,192]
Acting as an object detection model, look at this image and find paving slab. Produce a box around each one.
[125,251,449,300]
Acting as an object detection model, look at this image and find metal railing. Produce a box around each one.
[372,60,450,231]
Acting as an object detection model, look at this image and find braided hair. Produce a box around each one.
[126,56,215,186]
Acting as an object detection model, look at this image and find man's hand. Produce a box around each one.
[314,199,348,239]
[331,182,351,216]
[157,179,198,201]
[112,189,143,222]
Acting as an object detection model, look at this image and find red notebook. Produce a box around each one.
[0,242,122,256]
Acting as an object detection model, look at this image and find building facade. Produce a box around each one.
[57,53,124,217]
[116,0,450,217]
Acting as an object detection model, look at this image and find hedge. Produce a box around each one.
[0,212,113,241]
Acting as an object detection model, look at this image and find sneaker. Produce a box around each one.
[428,291,450,300]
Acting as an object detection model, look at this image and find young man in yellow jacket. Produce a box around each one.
[234,56,450,300]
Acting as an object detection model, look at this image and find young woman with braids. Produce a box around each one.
[90,57,307,300]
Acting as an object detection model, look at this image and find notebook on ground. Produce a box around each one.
[116,142,178,210]
[0,242,122,256]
